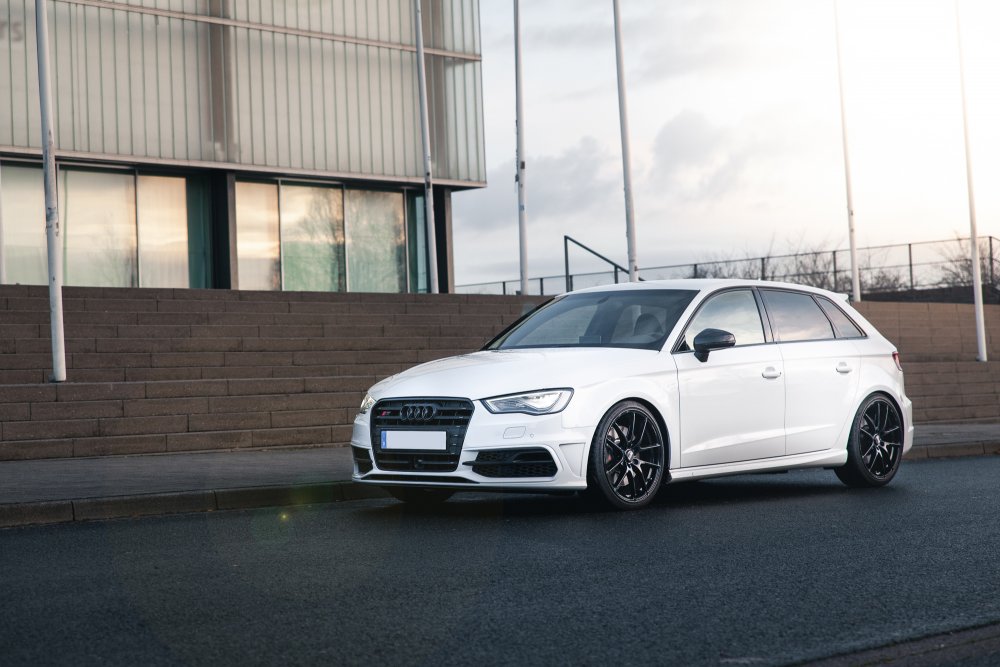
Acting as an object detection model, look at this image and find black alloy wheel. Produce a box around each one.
[836,393,903,488]
[587,401,666,510]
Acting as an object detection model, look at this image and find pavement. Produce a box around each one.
[1,422,999,528]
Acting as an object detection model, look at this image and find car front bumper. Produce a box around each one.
[351,405,594,492]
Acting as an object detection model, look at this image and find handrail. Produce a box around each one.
[564,235,632,292]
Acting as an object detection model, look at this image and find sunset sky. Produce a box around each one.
[451,0,1000,287]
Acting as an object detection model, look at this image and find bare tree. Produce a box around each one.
[936,237,998,289]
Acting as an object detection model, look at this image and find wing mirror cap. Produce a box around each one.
[693,328,736,362]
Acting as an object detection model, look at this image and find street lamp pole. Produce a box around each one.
[834,0,861,302]
[612,0,639,282]
[34,0,67,382]
[955,0,988,362]
[413,0,439,293]
[514,0,528,295]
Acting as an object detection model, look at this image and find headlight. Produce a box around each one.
[358,393,376,415]
[482,389,573,415]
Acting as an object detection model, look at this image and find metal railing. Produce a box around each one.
[456,236,1000,297]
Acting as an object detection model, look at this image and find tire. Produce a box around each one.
[385,487,454,505]
[835,393,903,488]
[586,401,666,510]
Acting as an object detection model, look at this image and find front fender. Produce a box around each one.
[559,362,680,471]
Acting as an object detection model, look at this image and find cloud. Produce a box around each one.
[454,136,620,234]
[647,110,747,201]
[453,136,627,281]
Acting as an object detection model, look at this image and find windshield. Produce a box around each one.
[487,289,697,351]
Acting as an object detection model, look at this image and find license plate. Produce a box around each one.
[381,431,447,451]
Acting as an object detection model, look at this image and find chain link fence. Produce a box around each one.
[457,236,1000,298]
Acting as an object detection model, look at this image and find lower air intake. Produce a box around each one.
[469,448,558,478]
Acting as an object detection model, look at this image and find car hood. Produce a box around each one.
[369,348,665,399]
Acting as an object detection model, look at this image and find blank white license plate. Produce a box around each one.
[381,431,447,451]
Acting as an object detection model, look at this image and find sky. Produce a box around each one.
[450,0,1000,288]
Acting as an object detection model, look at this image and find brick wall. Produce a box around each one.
[0,288,997,461]
[0,286,542,461]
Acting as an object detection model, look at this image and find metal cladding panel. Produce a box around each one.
[0,0,485,184]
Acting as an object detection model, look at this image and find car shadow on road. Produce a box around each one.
[356,471,900,521]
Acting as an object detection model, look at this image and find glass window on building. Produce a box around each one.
[60,169,138,288]
[137,176,189,289]
[2,164,213,289]
[234,181,281,291]
[346,189,406,293]
[280,184,346,292]
[236,181,415,294]
[0,164,47,286]
[406,192,429,294]
[136,175,214,289]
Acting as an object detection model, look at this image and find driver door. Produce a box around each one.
[672,289,786,468]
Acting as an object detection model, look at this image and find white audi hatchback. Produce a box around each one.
[351,280,913,510]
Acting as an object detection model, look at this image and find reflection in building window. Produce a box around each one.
[137,176,189,288]
[0,164,46,285]
[407,193,429,293]
[346,190,406,293]
[60,169,137,288]
[280,184,345,292]
[235,181,281,291]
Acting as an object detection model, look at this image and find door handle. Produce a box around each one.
[836,362,852,374]
[761,367,782,380]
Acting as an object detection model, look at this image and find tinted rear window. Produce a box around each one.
[760,290,834,342]
[816,297,865,338]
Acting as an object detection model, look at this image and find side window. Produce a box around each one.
[680,290,765,350]
[760,290,834,342]
[816,297,865,338]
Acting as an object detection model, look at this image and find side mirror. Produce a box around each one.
[693,328,736,362]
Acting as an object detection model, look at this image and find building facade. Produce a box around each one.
[0,0,484,292]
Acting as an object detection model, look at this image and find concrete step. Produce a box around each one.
[5,335,492,355]
[0,376,374,460]
[0,424,354,461]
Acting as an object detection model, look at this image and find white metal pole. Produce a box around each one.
[612,0,638,282]
[955,0,987,362]
[514,0,528,295]
[413,0,439,294]
[35,0,67,382]
[834,0,861,302]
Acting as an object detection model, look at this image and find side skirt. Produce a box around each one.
[668,449,848,482]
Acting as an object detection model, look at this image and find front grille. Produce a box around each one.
[352,446,373,475]
[370,398,474,472]
[467,448,558,478]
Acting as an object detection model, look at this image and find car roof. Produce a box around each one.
[570,278,850,301]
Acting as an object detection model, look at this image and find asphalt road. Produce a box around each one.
[2,457,1000,666]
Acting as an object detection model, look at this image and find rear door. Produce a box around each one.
[673,289,786,468]
[759,289,862,456]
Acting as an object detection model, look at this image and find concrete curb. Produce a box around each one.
[903,441,1000,460]
[1,444,997,529]
[0,481,388,529]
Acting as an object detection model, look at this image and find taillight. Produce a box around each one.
[892,351,903,372]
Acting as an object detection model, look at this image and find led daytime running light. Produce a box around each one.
[482,389,573,415]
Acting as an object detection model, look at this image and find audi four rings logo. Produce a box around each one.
[400,404,437,421]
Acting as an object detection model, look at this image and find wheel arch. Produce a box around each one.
[585,397,672,477]
[628,397,672,473]
[854,388,905,435]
